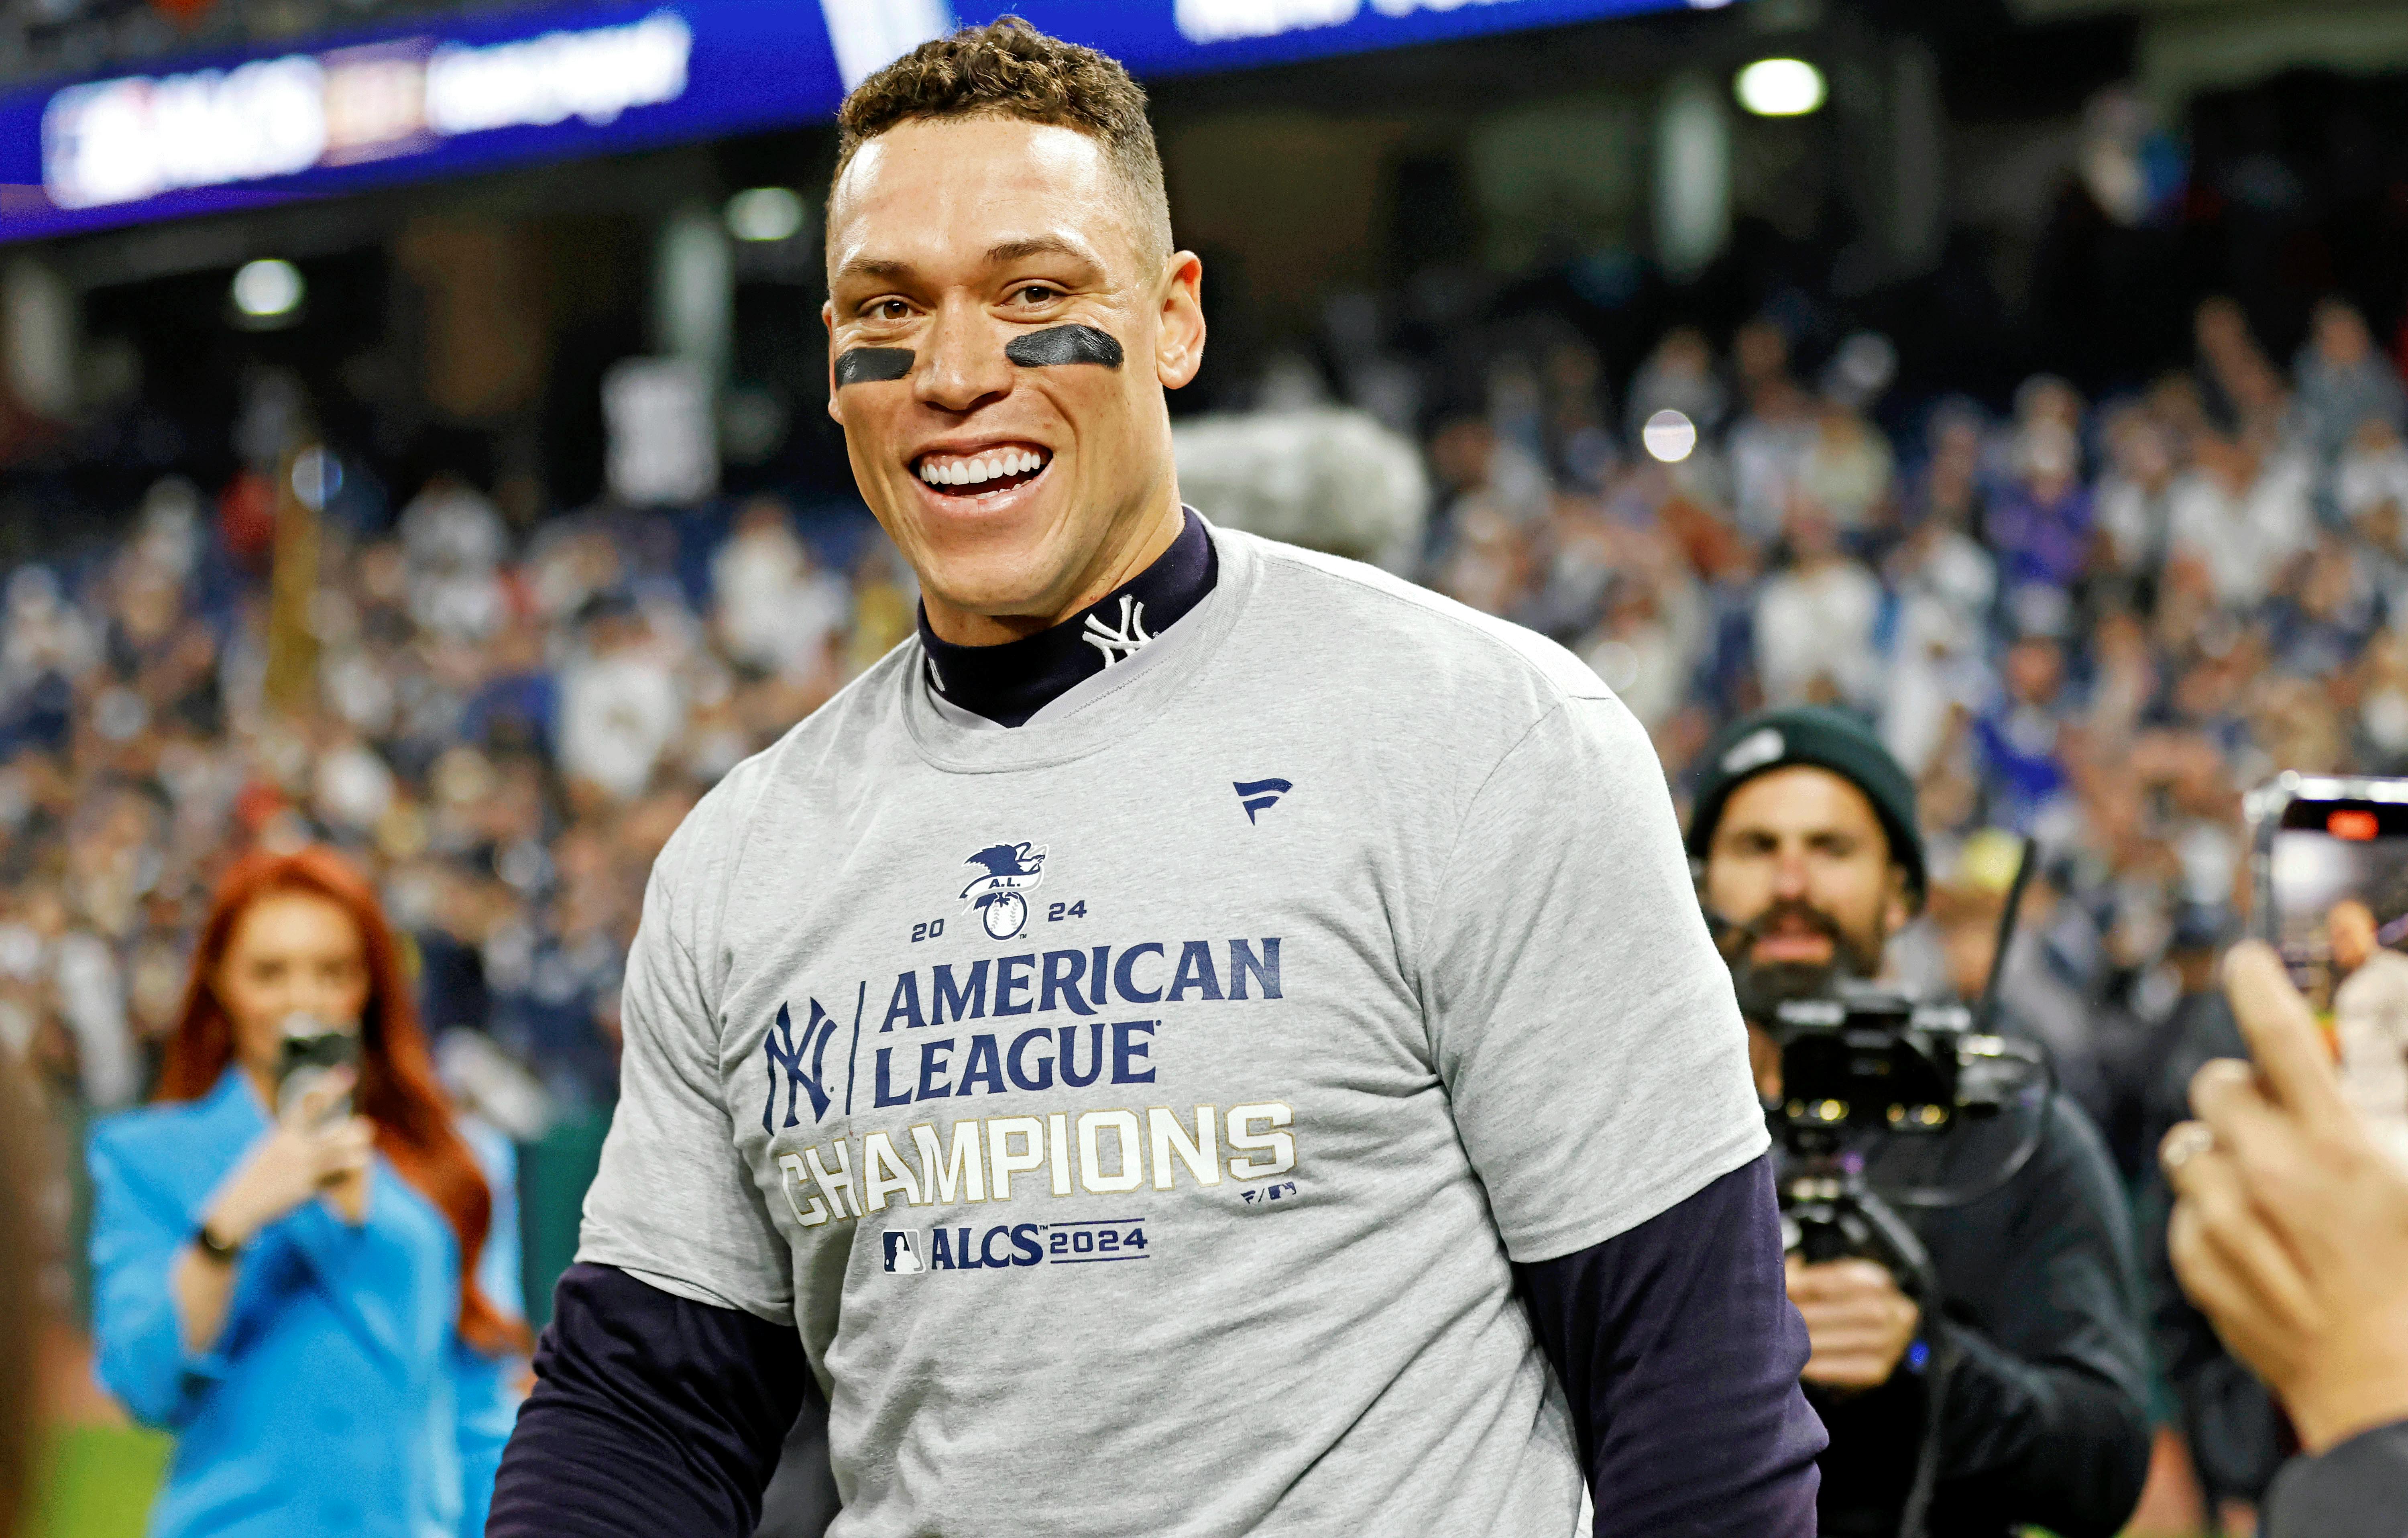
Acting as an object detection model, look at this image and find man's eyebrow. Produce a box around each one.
[984,236,1097,267]
[832,239,1098,287]
[831,255,918,286]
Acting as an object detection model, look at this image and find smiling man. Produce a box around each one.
[488,21,1819,1538]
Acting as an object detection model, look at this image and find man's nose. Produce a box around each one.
[914,300,1013,415]
[1770,848,1811,900]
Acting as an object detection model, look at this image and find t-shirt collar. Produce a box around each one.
[914,507,1217,729]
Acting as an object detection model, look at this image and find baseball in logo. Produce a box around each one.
[961,842,1047,941]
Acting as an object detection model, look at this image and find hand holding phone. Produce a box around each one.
[2161,941,2408,1454]
[204,1066,373,1243]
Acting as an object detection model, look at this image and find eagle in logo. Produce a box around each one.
[961,842,1047,940]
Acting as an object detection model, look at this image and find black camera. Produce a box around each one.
[1772,984,2031,1151]
[1769,983,2049,1267]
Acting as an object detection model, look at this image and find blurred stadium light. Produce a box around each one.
[725,188,806,244]
[1732,56,1825,117]
[228,258,304,322]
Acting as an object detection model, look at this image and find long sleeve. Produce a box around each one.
[1514,1156,1824,1537]
[455,1125,528,1538]
[1920,1312,2153,1535]
[486,1262,810,1538]
[86,1131,230,1428]
[2141,1169,2287,1503]
[1919,1102,2153,1538]
[2264,1420,2408,1538]
[2133,992,2286,1503]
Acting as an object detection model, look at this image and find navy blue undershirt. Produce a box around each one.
[916,507,1217,727]
[490,1159,1820,1536]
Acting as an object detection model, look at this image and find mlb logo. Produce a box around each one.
[882,1230,925,1275]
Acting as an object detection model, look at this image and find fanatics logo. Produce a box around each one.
[1234,778,1292,824]
[961,842,1047,940]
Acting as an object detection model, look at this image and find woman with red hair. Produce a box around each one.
[86,845,528,1538]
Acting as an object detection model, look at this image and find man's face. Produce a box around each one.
[823,116,1205,638]
[2331,900,2379,974]
[1703,765,1908,1015]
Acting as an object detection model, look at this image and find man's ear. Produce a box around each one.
[1155,251,1206,391]
[822,299,841,423]
[1883,864,1914,942]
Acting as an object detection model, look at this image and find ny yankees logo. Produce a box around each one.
[762,999,842,1134]
[1081,595,1154,666]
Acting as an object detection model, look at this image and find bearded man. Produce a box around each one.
[1689,705,2151,1538]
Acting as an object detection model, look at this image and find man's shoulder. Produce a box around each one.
[652,640,916,882]
[1226,529,1612,712]
[2017,1093,2135,1241]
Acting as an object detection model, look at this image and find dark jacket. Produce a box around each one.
[1796,1096,2154,1538]
[2138,990,2290,1508]
[2266,1420,2408,1538]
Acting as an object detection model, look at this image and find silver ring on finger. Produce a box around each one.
[2162,1121,2217,1175]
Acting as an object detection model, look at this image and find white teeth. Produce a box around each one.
[918,449,1047,488]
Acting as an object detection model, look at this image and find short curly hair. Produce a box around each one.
[833,17,1173,263]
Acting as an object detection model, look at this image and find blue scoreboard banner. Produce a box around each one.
[0,0,1691,242]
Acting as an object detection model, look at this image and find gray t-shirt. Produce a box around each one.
[579,523,1767,1537]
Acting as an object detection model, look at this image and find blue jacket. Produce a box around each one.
[88,1067,524,1538]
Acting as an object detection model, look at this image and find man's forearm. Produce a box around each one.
[487,1263,810,1538]
[1514,1156,1825,1537]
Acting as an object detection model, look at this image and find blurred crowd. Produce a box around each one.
[1411,291,2408,1187]
[7,284,2408,1281]
[0,471,919,1164]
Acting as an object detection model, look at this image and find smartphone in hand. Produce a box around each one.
[274,1013,361,1124]
[2247,774,2408,1166]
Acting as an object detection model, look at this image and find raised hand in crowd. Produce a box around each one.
[2163,940,2408,1536]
